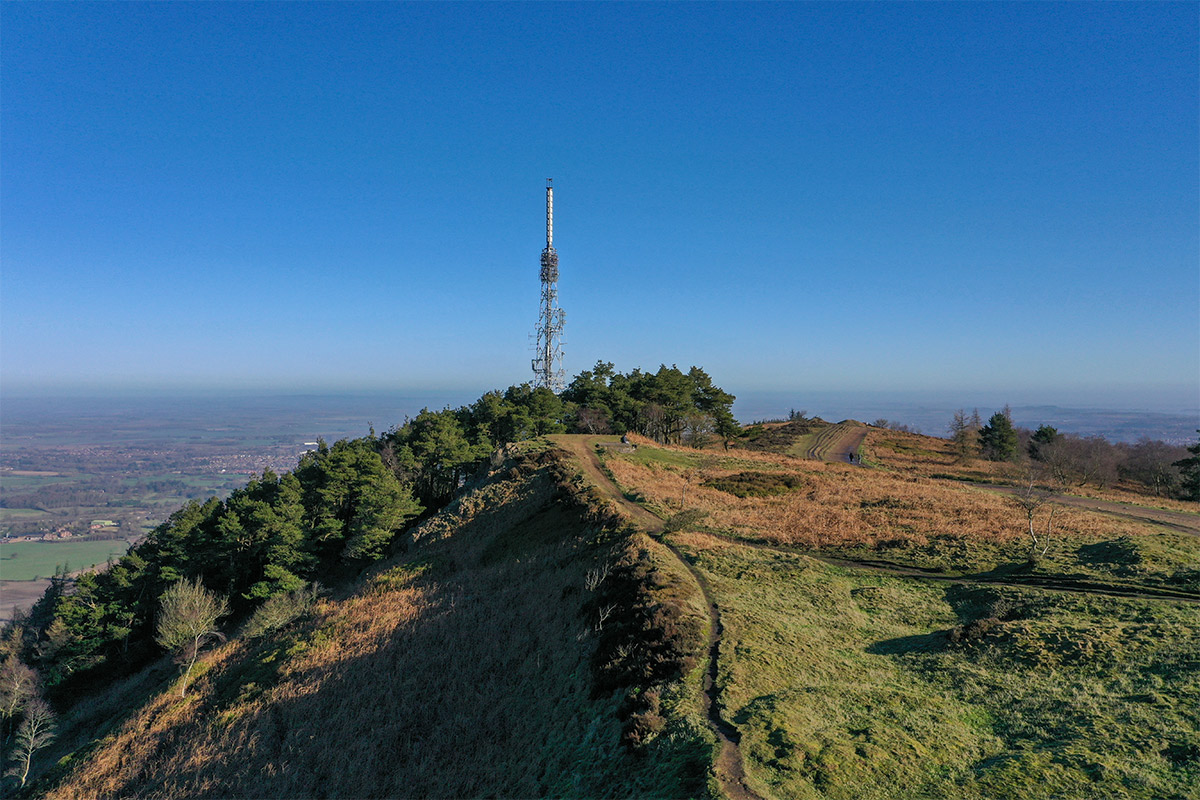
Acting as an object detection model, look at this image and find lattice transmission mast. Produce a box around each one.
[532,178,565,392]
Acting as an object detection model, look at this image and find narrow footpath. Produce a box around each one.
[553,436,763,800]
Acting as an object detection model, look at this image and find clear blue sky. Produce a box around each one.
[3,2,1197,412]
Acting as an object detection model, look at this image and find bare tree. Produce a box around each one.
[1040,434,1121,488]
[0,658,36,720]
[5,697,55,789]
[1011,471,1057,559]
[155,578,229,697]
[0,656,37,746]
[1119,439,1185,497]
[575,407,612,435]
[949,409,979,461]
[584,564,610,592]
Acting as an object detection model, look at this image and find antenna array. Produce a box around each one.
[532,178,565,391]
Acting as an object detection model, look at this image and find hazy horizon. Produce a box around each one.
[3,384,1195,446]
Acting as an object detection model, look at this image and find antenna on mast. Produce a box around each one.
[532,178,565,392]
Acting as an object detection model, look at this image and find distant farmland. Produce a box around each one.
[0,539,132,582]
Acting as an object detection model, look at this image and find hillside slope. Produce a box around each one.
[38,442,714,799]
[29,431,1200,799]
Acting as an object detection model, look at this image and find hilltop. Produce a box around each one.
[25,429,1200,798]
[3,375,1198,798]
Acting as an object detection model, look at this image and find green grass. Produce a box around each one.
[0,473,81,489]
[0,539,132,581]
[623,445,706,469]
[671,537,1200,800]
[704,471,803,498]
[0,508,54,521]
[823,528,1200,593]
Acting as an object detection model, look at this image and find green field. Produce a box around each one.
[670,534,1200,799]
[0,473,82,489]
[0,508,52,521]
[0,539,132,581]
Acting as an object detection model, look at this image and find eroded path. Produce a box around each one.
[552,436,763,800]
[800,421,869,463]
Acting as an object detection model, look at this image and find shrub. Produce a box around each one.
[704,471,802,498]
[242,583,321,639]
[949,617,1002,643]
[663,509,709,533]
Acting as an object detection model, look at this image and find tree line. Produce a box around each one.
[945,407,1199,500]
[0,362,736,787]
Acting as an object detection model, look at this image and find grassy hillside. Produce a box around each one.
[599,433,1200,799]
[35,442,714,799]
[24,427,1200,799]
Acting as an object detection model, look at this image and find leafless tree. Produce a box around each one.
[5,697,55,788]
[949,409,980,461]
[1119,439,1185,496]
[1041,435,1120,488]
[0,657,36,723]
[1011,471,1057,559]
[575,407,612,435]
[595,603,617,632]
[155,578,228,697]
[584,564,610,592]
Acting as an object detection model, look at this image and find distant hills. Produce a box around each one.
[733,393,1198,445]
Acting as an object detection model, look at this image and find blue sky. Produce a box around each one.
[3,2,1197,412]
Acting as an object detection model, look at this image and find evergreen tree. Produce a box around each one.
[1173,431,1200,501]
[979,412,1019,461]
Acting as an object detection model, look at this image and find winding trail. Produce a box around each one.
[551,436,763,800]
[551,433,1198,798]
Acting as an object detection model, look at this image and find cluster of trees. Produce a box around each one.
[1,364,737,735]
[562,362,738,447]
[11,437,418,695]
[949,408,1198,500]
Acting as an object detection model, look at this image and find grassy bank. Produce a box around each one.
[669,533,1198,799]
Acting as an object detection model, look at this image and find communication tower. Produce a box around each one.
[532,178,565,392]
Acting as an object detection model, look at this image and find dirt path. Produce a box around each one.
[675,531,1200,605]
[551,436,763,800]
[802,421,869,463]
[554,436,1198,606]
[966,483,1200,538]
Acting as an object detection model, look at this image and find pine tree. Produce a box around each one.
[1173,431,1200,501]
[979,411,1019,461]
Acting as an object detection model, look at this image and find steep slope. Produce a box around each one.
[39,442,714,799]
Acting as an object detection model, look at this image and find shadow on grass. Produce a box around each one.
[865,631,949,655]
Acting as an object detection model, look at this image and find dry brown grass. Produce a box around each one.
[606,448,1153,550]
[863,428,1200,513]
